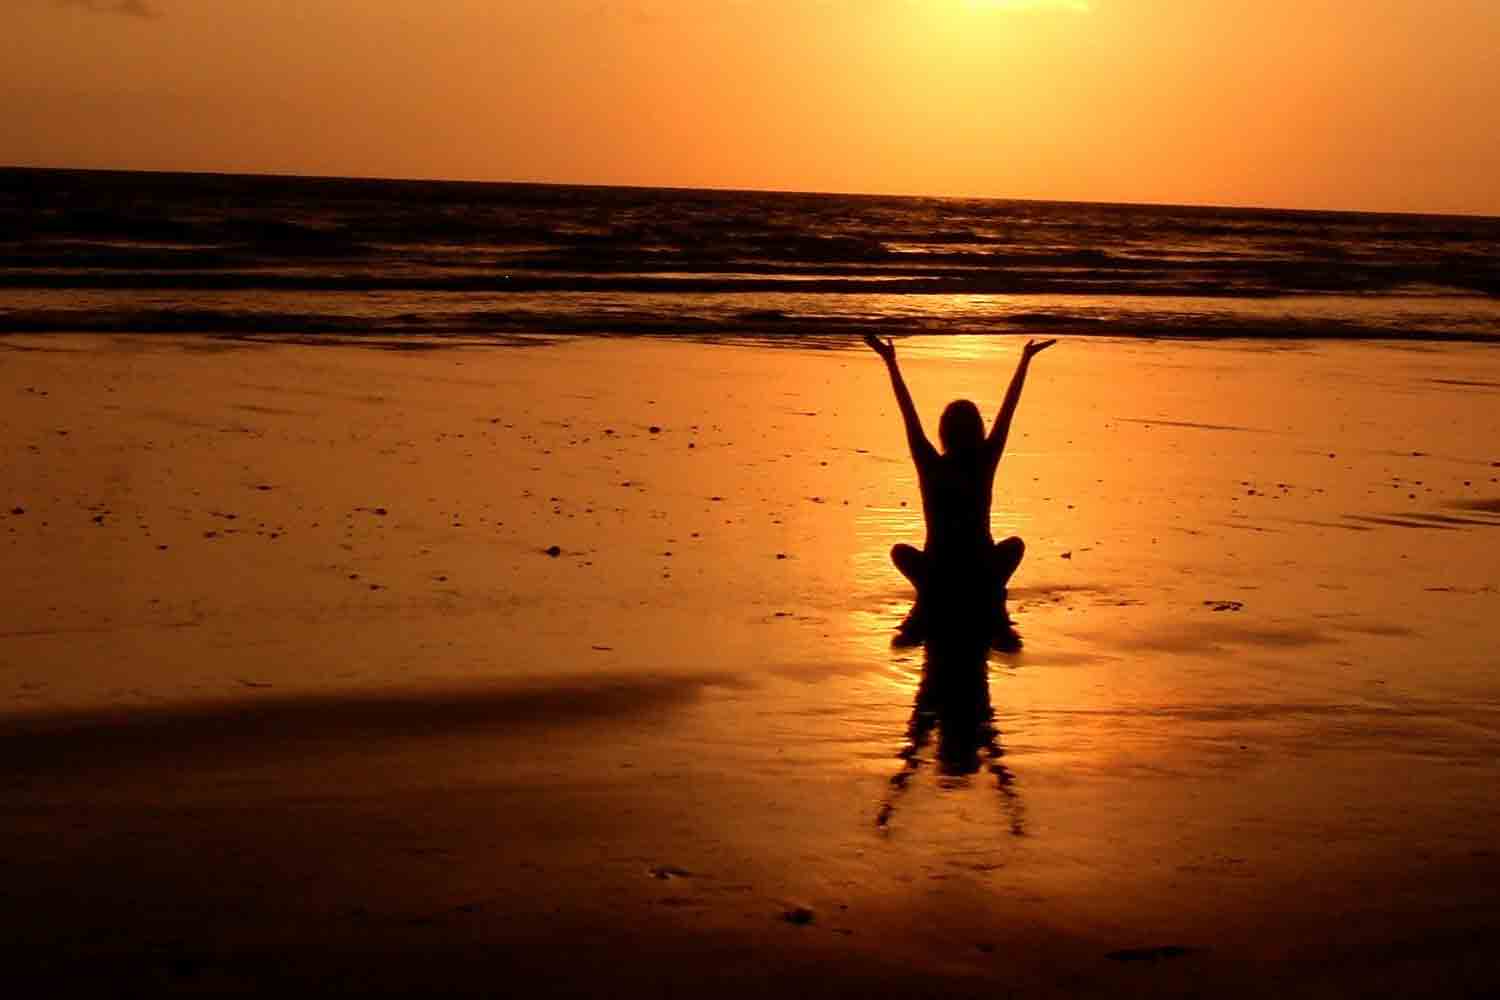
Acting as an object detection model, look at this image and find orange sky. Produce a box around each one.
[5,0,1498,214]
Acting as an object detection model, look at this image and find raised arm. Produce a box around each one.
[987,339,1056,463]
[865,335,937,466]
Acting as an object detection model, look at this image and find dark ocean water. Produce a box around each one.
[3,167,1499,342]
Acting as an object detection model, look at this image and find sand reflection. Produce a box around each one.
[877,635,1026,837]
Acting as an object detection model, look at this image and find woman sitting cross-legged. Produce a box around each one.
[865,334,1055,647]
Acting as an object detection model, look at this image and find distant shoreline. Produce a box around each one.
[5,163,1498,222]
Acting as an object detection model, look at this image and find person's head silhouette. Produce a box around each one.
[938,399,984,456]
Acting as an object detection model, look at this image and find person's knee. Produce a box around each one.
[998,536,1025,559]
[891,544,924,581]
[993,536,1025,583]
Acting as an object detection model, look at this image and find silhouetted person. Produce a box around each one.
[865,334,1055,646]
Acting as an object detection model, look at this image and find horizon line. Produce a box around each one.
[3,161,1497,223]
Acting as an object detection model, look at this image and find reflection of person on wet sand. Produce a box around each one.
[877,642,1025,837]
[865,334,1056,646]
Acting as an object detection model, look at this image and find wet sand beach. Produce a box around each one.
[3,333,1500,995]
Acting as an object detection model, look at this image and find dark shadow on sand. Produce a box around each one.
[0,674,727,779]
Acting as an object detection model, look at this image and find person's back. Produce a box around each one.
[920,450,993,560]
[866,335,1055,644]
[918,398,996,562]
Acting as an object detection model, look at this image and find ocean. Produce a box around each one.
[3,166,1499,342]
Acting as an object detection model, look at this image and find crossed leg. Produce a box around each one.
[992,536,1025,596]
[991,536,1025,635]
[890,537,1026,642]
[891,543,928,591]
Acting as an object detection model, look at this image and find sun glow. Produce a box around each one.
[959,0,1091,11]
[6,0,1499,213]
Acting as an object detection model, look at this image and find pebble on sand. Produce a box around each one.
[1105,946,1197,963]
[9,507,23,515]
[782,905,815,926]
[545,545,562,557]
